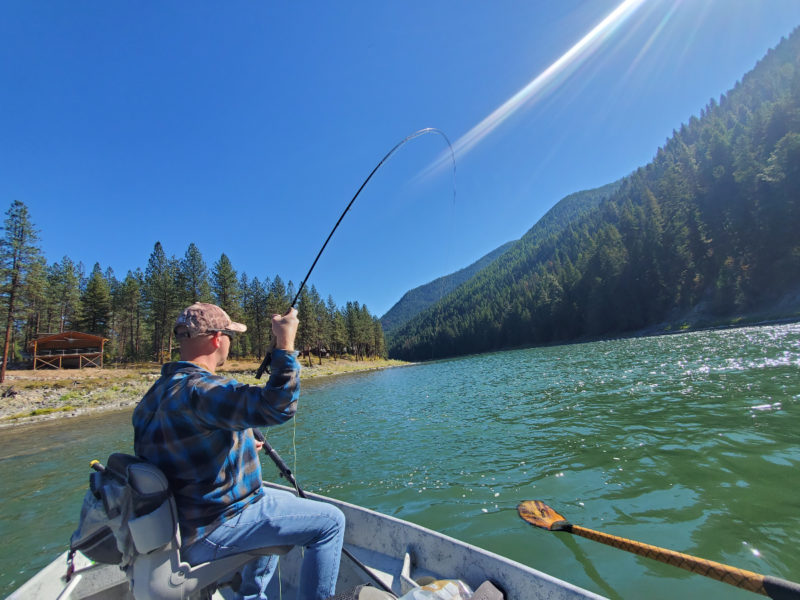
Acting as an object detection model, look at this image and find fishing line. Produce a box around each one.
[255,126,457,379]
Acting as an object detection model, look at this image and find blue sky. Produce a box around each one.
[2,1,799,316]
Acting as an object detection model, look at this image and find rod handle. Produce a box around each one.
[255,349,272,379]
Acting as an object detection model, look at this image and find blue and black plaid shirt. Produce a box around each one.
[132,350,300,544]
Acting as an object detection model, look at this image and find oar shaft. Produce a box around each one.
[569,525,767,595]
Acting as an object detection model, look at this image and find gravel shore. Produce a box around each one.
[0,357,409,428]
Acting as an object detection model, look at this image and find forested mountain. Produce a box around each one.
[389,28,800,361]
[380,241,515,335]
[381,180,622,338]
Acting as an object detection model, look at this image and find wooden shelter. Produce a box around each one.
[28,331,109,370]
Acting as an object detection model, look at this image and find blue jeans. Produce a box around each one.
[183,487,345,600]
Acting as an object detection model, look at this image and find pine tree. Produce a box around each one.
[296,287,317,367]
[0,200,42,382]
[372,317,386,358]
[144,242,180,363]
[246,277,270,358]
[20,257,48,344]
[359,304,374,357]
[309,285,326,365]
[268,275,289,316]
[49,257,82,333]
[235,272,250,357]
[211,254,240,316]
[178,243,212,305]
[345,302,363,360]
[114,270,144,360]
[80,263,112,335]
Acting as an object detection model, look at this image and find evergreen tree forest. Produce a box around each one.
[381,179,623,339]
[390,29,800,361]
[0,219,386,369]
[380,241,516,336]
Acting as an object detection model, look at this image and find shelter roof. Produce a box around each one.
[28,331,109,351]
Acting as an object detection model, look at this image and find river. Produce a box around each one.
[1,323,798,599]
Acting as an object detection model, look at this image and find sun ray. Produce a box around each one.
[422,0,650,178]
[625,1,679,78]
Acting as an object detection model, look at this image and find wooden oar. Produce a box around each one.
[517,500,800,599]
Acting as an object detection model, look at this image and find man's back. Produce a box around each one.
[133,355,299,544]
[132,303,342,599]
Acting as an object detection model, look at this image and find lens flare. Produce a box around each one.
[424,0,649,176]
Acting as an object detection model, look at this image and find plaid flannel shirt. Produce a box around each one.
[132,350,300,544]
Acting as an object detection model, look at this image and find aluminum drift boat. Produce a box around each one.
[9,482,605,600]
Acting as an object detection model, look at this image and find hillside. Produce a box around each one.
[380,241,515,335]
[389,28,800,361]
[381,180,622,336]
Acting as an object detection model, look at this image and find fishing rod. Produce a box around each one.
[255,127,456,379]
[261,438,396,594]
[517,500,800,599]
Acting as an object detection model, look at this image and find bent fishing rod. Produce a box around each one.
[255,127,455,379]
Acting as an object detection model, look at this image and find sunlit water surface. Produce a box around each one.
[1,323,798,599]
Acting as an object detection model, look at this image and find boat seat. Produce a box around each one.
[121,456,292,600]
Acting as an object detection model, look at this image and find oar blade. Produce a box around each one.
[517,500,571,531]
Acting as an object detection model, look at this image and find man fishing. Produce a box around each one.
[133,302,345,600]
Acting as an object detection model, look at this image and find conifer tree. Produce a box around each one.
[235,272,250,357]
[286,281,296,308]
[345,301,361,360]
[49,257,82,333]
[20,257,48,344]
[178,243,212,305]
[144,242,180,363]
[0,200,41,382]
[325,296,344,359]
[359,304,374,356]
[246,277,270,358]
[268,275,289,316]
[296,287,317,366]
[372,317,386,358]
[114,270,144,359]
[211,253,240,317]
[80,263,112,335]
[309,285,326,365]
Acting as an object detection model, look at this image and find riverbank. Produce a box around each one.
[0,357,410,428]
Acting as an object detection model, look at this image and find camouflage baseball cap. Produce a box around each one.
[173,302,247,338]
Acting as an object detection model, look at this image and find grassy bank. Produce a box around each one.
[0,357,409,428]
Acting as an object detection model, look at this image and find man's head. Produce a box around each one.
[174,303,246,371]
[174,302,247,340]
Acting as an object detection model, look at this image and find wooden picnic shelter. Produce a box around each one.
[28,331,109,370]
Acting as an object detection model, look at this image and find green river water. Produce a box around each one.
[1,323,798,599]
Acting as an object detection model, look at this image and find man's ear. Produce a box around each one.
[210,332,222,349]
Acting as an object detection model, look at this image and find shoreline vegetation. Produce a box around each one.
[0,357,410,429]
